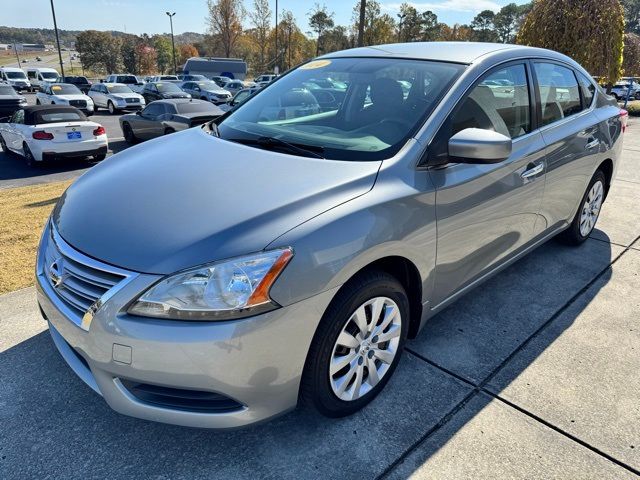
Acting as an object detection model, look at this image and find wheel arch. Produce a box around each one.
[597,158,614,199]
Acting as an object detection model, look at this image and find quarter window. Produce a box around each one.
[534,63,582,126]
[452,64,531,139]
[576,72,596,108]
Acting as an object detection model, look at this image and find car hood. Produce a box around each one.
[54,94,90,101]
[53,127,381,274]
[111,93,142,100]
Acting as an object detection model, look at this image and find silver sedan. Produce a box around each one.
[37,42,625,429]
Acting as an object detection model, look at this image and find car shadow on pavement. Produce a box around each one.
[0,235,615,479]
[0,149,93,182]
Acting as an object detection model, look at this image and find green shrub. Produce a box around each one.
[625,101,640,116]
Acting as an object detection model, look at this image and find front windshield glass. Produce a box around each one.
[218,57,464,161]
[118,75,138,84]
[197,81,220,90]
[108,85,133,94]
[41,71,59,80]
[51,84,82,95]
[156,82,181,93]
[6,71,27,80]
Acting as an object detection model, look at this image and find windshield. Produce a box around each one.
[118,75,138,84]
[5,71,27,80]
[40,111,86,123]
[218,57,464,161]
[41,71,59,80]
[197,81,220,90]
[161,75,178,80]
[156,82,182,93]
[108,85,133,94]
[51,84,82,95]
[0,86,16,95]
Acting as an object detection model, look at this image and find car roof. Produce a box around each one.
[156,99,207,104]
[320,42,564,65]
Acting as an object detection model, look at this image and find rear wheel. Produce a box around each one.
[300,270,409,417]
[94,153,106,161]
[164,127,175,136]
[559,170,606,245]
[123,122,137,144]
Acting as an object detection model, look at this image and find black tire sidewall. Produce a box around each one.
[302,271,409,417]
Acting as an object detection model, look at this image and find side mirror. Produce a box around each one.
[448,128,512,164]
[135,110,142,116]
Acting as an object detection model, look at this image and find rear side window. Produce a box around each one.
[534,63,582,126]
[452,64,531,139]
[576,72,596,108]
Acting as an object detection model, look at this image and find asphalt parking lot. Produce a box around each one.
[0,91,128,189]
[0,116,639,477]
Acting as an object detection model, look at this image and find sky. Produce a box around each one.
[3,0,530,37]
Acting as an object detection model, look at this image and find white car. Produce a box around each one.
[221,80,248,95]
[88,83,145,114]
[36,83,95,116]
[149,75,180,82]
[0,105,108,167]
[0,67,31,92]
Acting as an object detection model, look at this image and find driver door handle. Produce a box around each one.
[521,163,544,179]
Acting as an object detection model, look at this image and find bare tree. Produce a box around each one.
[357,0,366,47]
[308,3,335,55]
[206,0,245,58]
[248,0,271,71]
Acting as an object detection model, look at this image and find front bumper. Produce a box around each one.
[36,223,336,428]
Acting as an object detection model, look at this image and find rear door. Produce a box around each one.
[532,61,603,233]
[429,62,547,306]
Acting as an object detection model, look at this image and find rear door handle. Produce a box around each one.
[521,163,544,179]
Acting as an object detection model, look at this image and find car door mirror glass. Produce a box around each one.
[448,128,512,164]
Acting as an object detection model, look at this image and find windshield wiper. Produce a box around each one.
[231,136,324,159]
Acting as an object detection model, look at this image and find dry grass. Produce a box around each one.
[0,180,72,294]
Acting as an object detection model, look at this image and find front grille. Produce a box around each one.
[69,99,87,108]
[120,380,244,413]
[125,98,139,104]
[43,225,128,323]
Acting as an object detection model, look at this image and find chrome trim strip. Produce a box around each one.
[37,221,138,331]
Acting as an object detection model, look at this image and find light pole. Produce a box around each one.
[50,0,65,77]
[12,41,21,67]
[275,0,279,74]
[166,12,177,75]
[397,13,405,43]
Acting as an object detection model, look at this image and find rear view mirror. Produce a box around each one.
[448,128,512,164]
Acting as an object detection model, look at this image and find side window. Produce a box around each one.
[142,104,162,118]
[27,71,36,80]
[452,64,531,139]
[11,110,24,124]
[576,72,596,108]
[534,62,582,126]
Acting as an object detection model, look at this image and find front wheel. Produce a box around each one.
[93,153,106,161]
[108,101,117,115]
[122,122,137,144]
[300,270,409,417]
[558,170,606,245]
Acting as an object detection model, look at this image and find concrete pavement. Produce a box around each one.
[0,122,639,479]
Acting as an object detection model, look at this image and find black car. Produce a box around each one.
[0,84,27,118]
[62,76,92,94]
[141,82,191,103]
[119,99,222,143]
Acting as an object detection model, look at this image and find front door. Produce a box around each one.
[428,62,547,307]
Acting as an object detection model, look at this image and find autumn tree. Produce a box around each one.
[351,0,396,46]
[178,44,199,66]
[517,0,625,84]
[309,3,335,55]
[248,0,271,71]
[206,0,244,58]
[137,44,157,75]
[623,33,640,76]
[154,36,173,73]
[321,26,351,53]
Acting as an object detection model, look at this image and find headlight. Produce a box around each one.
[128,248,293,321]
[116,98,126,105]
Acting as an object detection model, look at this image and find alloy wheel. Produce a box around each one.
[329,296,402,401]
[579,180,604,237]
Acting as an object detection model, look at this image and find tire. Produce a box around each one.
[35,99,40,105]
[108,101,117,115]
[300,270,409,417]
[0,135,11,155]
[164,127,175,136]
[23,143,36,167]
[558,170,606,245]
[94,153,106,161]
[122,122,137,144]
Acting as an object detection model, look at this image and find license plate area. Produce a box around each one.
[67,131,82,140]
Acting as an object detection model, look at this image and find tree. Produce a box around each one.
[398,3,422,42]
[357,0,366,47]
[420,11,439,41]
[471,10,497,42]
[623,33,640,76]
[76,30,122,74]
[178,44,199,66]
[623,0,640,34]
[322,26,351,53]
[517,0,625,84]
[493,3,519,43]
[154,36,173,74]
[206,0,244,58]
[309,4,335,55]
[121,34,139,74]
[137,44,157,75]
[248,0,271,72]
[352,0,396,46]
[439,23,474,41]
